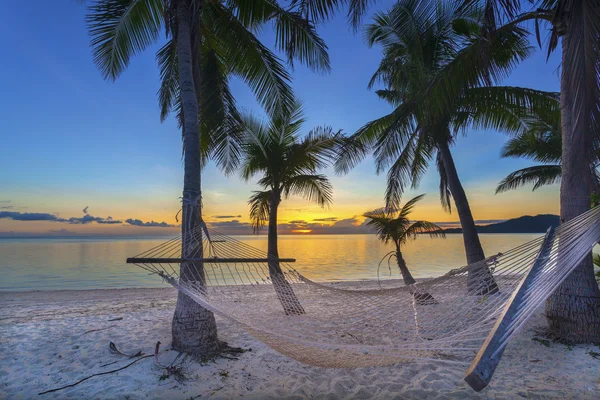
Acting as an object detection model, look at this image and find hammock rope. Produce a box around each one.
[127,206,600,391]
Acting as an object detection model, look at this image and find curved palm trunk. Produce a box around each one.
[171,0,220,357]
[268,190,305,315]
[545,26,600,343]
[396,246,436,305]
[437,140,498,295]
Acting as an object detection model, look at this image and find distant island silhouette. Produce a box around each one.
[444,214,560,234]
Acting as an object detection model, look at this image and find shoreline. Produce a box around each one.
[2,284,599,399]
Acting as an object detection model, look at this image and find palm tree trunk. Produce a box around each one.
[396,246,436,305]
[171,0,220,357]
[437,139,498,295]
[395,247,416,285]
[545,26,600,343]
[268,190,305,315]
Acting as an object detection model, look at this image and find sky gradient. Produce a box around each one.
[0,1,562,237]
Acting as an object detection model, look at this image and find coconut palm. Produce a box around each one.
[85,0,333,357]
[240,104,340,314]
[474,0,600,343]
[335,0,557,293]
[363,194,445,304]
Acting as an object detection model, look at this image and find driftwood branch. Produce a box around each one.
[38,355,152,395]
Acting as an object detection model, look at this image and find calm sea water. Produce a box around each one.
[0,234,545,292]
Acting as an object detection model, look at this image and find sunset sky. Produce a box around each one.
[0,1,562,237]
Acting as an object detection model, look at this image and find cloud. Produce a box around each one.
[0,200,11,203]
[0,200,12,209]
[208,220,253,235]
[312,217,338,222]
[288,220,307,224]
[0,210,179,228]
[285,208,308,212]
[67,215,122,225]
[125,219,174,228]
[0,211,65,222]
[0,211,123,224]
[212,215,242,219]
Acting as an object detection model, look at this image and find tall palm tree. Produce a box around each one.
[85,0,332,357]
[335,0,557,294]
[480,0,600,342]
[240,104,340,315]
[363,194,445,304]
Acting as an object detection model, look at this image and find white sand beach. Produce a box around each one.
[1,286,599,399]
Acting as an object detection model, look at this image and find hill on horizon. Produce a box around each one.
[444,214,560,234]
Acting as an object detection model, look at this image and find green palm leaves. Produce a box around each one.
[363,194,445,246]
[336,0,557,211]
[240,104,341,231]
[85,0,334,172]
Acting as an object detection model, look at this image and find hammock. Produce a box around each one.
[127,206,600,391]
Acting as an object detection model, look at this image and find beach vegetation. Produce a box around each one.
[363,194,445,303]
[240,103,341,314]
[335,0,556,293]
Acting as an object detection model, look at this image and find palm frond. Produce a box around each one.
[402,220,446,243]
[436,151,452,213]
[87,0,164,80]
[204,2,295,117]
[455,86,560,135]
[362,208,395,244]
[248,190,272,232]
[495,165,562,193]
[399,194,426,219]
[272,7,331,72]
[283,174,333,207]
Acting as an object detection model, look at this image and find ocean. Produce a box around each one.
[0,233,547,291]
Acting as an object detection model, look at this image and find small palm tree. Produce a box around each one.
[240,104,340,314]
[363,194,445,304]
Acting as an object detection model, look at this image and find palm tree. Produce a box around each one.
[471,0,600,343]
[363,194,445,304]
[85,0,332,357]
[240,104,340,315]
[335,0,557,294]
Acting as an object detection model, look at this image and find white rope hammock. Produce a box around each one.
[127,206,600,391]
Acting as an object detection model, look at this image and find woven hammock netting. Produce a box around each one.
[128,206,600,369]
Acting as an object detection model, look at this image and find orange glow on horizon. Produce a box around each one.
[292,229,312,234]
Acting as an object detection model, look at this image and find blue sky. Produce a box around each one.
[0,1,562,236]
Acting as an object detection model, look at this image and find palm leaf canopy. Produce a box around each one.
[495,105,600,193]
[240,103,342,229]
[363,194,445,246]
[335,0,558,211]
[86,0,334,174]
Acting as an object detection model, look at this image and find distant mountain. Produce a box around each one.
[444,214,560,234]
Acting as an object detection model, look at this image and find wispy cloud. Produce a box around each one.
[312,217,338,222]
[212,215,242,219]
[0,200,13,210]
